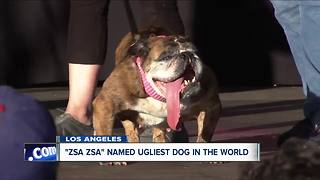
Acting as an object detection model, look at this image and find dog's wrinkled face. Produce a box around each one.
[131,35,203,101]
[130,35,204,130]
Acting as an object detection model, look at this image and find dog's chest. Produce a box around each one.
[130,97,167,126]
[131,97,167,116]
[129,97,194,126]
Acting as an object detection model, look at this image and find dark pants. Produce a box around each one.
[67,0,185,65]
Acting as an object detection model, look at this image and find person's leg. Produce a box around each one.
[65,64,101,125]
[271,1,307,93]
[300,1,320,123]
[56,0,109,135]
[56,63,102,135]
[271,0,320,145]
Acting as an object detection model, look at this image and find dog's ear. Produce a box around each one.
[128,34,150,57]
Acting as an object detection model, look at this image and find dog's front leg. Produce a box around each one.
[122,120,139,143]
[196,104,220,143]
[92,96,115,136]
[93,97,128,166]
[152,127,167,143]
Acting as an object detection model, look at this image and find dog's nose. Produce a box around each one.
[179,52,194,61]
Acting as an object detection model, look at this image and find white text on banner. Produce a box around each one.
[59,143,260,162]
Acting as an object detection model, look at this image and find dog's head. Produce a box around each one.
[129,35,202,99]
[129,32,204,130]
[129,34,203,101]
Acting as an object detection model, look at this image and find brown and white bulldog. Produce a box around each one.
[93,28,221,144]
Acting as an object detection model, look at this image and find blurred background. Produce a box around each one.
[0,0,301,89]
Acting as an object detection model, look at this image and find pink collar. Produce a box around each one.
[134,56,166,102]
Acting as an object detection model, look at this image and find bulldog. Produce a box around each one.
[93,28,221,144]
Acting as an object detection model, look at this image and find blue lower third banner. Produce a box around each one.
[24,143,57,161]
[24,136,260,162]
[59,143,260,162]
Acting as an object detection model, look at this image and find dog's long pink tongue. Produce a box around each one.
[166,77,183,131]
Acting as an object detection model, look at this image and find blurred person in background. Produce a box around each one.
[0,86,56,180]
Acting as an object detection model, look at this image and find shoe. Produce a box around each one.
[55,113,94,136]
[277,118,320,146]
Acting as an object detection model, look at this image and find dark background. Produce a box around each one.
[0,0,301,88]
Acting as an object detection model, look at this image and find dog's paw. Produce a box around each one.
[99,162,128,166]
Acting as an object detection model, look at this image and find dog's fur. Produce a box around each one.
[93,28,221,143]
